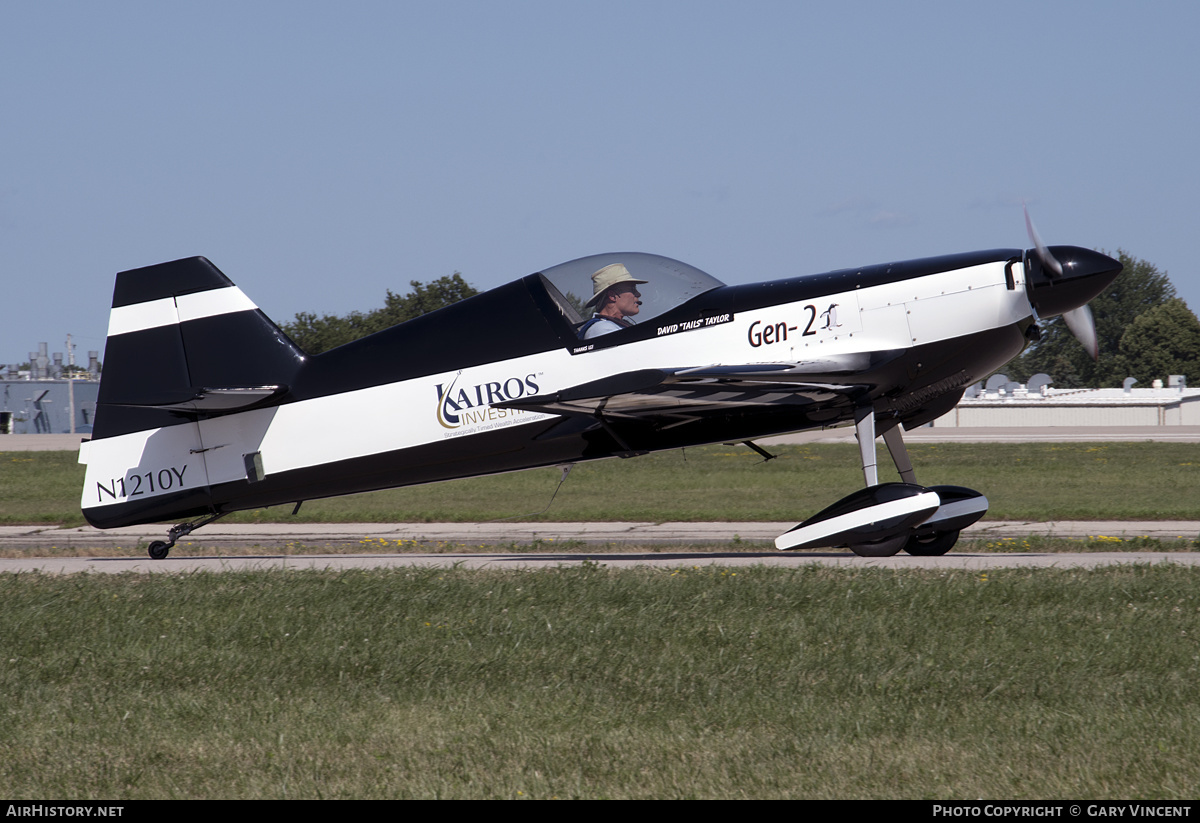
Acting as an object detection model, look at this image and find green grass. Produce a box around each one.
[3,565,1200,799]
[972,535,1200,553]
[9,442,1200,526]
[0,451,88,525]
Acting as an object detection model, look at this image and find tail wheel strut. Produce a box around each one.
[146,512,229,559]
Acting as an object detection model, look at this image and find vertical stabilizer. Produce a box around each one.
[92,257,305,439]
[81,257,306,529]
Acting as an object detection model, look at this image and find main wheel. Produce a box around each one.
[903,530,960,557]
[848,534,907,557]
[148,541,171,560]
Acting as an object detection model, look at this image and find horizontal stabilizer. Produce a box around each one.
[114,385,289,413]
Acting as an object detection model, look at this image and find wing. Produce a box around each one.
[495,349,967,450]
[497,365,864,420]
[494,351,909,434]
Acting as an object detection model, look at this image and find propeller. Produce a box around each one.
[1023,204,1101,360]
[1024,204,1061,276]
[1061,305,1099,361]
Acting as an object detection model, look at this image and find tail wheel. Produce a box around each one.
[903,530,960,557]
[848,534,908,557]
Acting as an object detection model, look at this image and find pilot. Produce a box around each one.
[578,263,648,339]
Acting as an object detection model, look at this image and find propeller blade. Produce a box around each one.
[1062,304,1099,361]
[1024,203,1063,277]
[1023,205,1108,359]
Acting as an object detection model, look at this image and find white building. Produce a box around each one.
[931,376,1200,427]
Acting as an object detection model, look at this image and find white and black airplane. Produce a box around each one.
[79,220,1122,558]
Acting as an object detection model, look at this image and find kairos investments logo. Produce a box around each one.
[435,372,541,430]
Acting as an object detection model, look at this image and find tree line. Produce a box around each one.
[281,274,478,355]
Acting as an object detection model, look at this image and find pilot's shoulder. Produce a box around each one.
[581,316,621,339]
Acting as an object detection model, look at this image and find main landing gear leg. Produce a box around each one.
[882,425,917,484]
[842,410,914,557]
[854,407,879,487]
[147,512,229,560]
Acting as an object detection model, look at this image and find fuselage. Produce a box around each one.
[80,246,1099,529]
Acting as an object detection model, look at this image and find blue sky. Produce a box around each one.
[2,0,1196,365]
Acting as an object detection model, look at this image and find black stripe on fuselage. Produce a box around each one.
[82,486,215,530]
[287,278,565,399]
[719,248,1021,313]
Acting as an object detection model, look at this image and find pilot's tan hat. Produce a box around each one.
[585,263,648,308]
